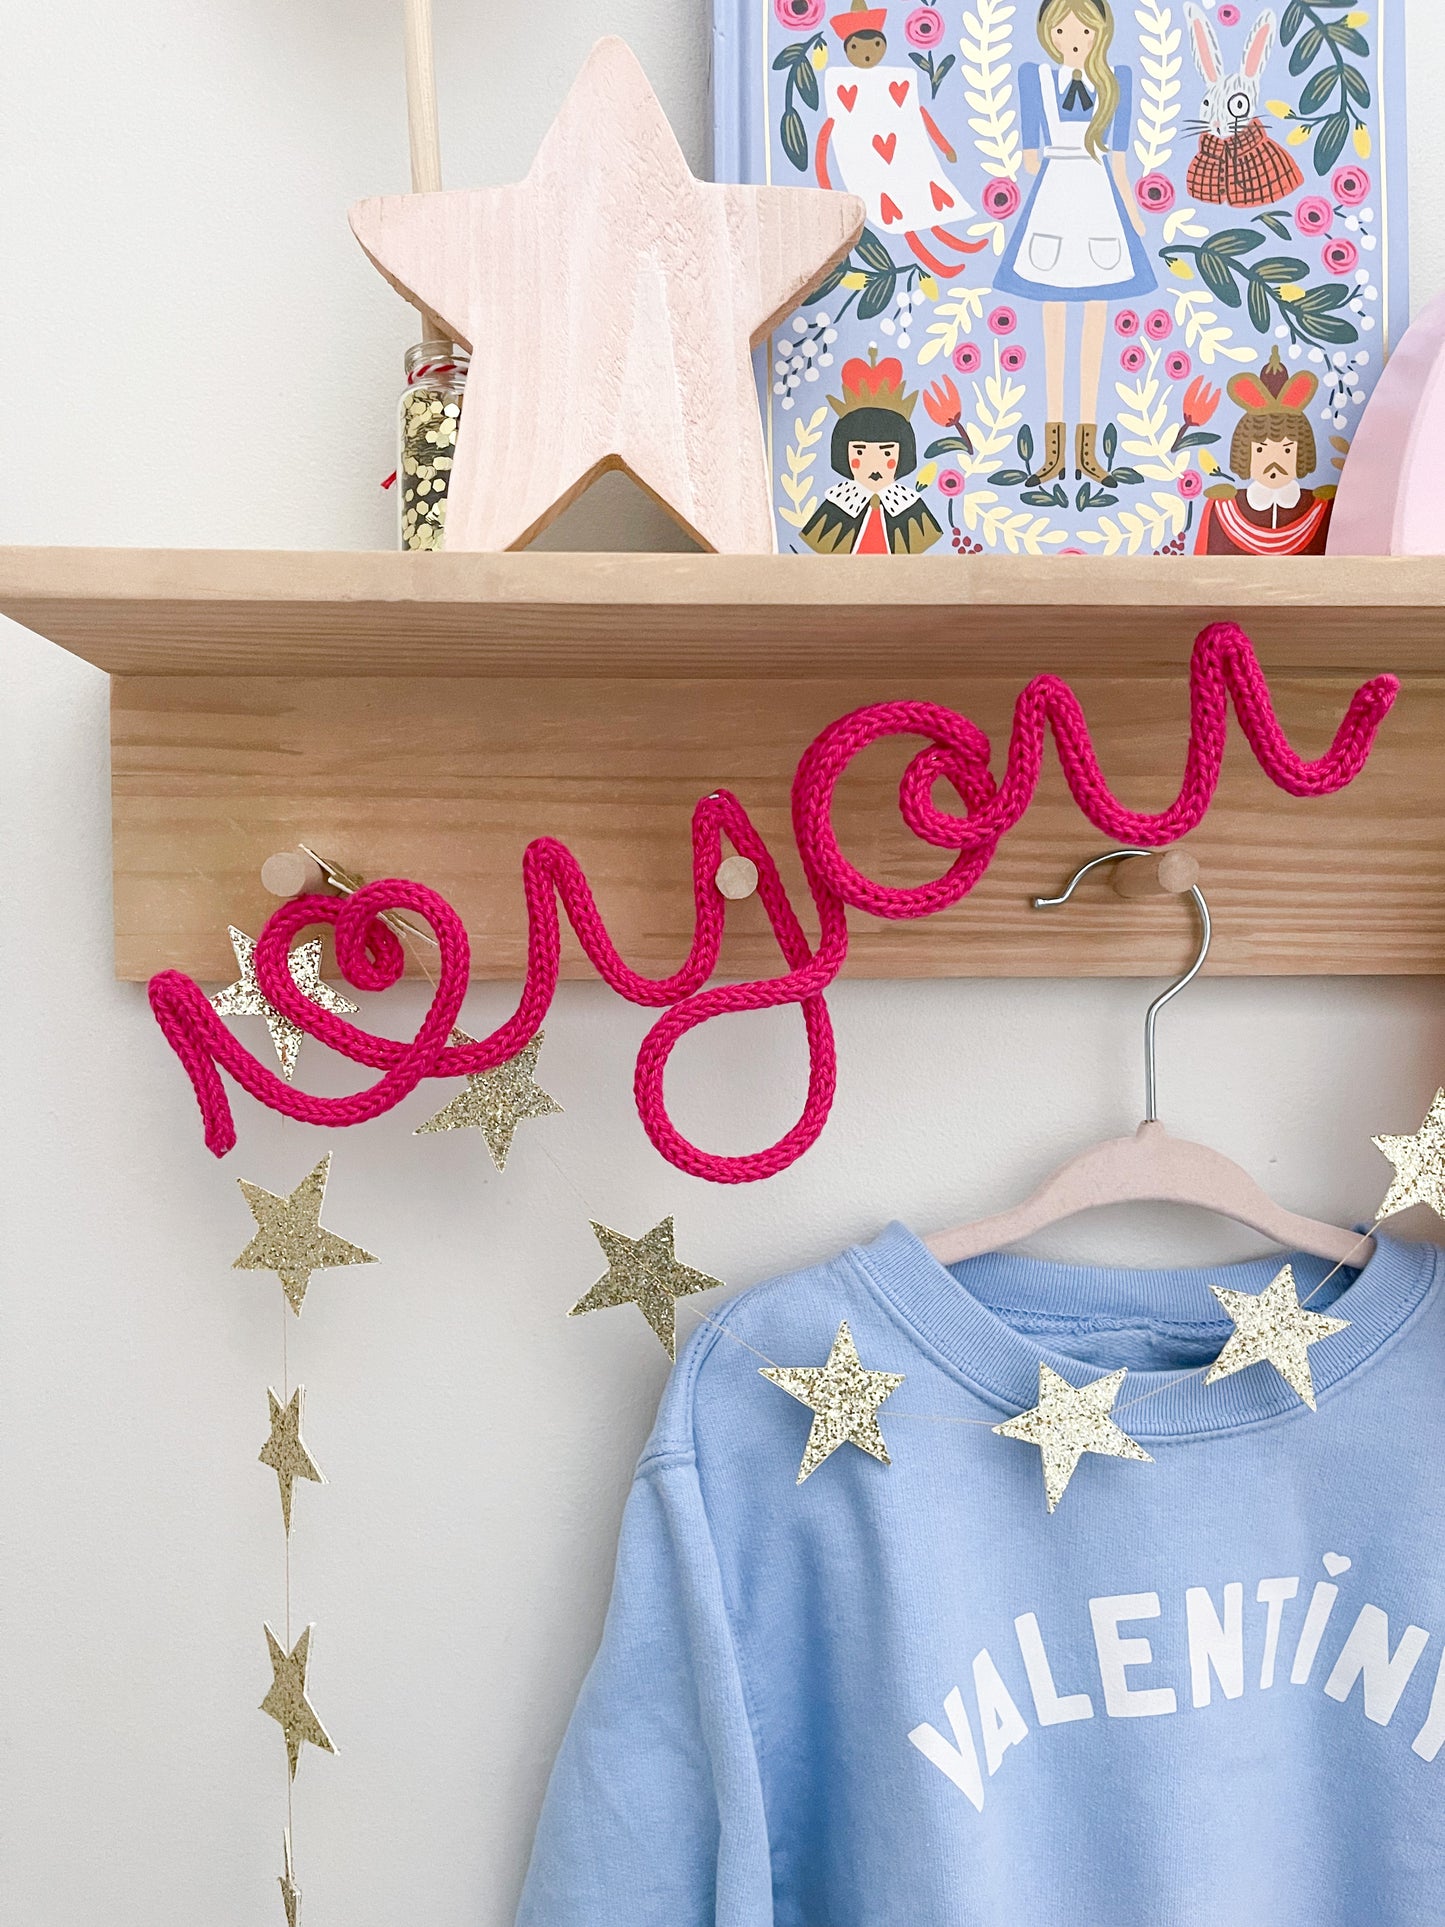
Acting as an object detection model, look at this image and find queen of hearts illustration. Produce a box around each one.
[993,0,1156,484]
[800,350,944,554]
[815,0,983,278]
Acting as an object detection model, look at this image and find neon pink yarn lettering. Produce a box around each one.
[149,622,1397,1183]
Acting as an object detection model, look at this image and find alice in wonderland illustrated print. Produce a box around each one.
[726,0,1404,554]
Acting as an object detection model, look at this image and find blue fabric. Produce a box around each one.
[994,62,1157,302]
[517,1229,1445,1927]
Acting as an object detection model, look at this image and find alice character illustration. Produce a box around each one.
[816,0,984,278]
[800,350,944,553]
[1184,6,1303,208]
[1193,348,1334,554]
[993,0,1155,483]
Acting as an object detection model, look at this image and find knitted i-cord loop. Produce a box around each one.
[793,620,1400,920]
[148,621,1399,1182]
[149,791,845,1178]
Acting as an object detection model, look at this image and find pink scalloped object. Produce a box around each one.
[149,622,1398,1182]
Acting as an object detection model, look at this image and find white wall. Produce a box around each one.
[3,5,1444,1923]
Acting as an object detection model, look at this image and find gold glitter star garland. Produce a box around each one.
[749,1090,1445,1511]
[225,1155,376,1924]
[195,966,1445,1927]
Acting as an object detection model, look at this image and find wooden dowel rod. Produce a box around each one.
[1111,849,1200,899]
[402,0,449,343]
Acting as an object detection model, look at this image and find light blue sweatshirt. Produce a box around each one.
[517,1226,1445,1927]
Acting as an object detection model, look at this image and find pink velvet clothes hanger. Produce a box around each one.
[925,848,1372,1267]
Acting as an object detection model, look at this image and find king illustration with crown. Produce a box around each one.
[1194,346,1336,557]
[799,349,944,554]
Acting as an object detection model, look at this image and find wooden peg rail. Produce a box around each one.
[1,545,1442,981]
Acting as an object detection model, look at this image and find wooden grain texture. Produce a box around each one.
[347,38,863,554]
[4,547,1443,677]
[110,670,1445,981]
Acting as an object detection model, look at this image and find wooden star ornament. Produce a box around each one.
[349,37,863,553]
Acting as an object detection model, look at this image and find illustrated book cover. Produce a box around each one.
[713,0,1407,554]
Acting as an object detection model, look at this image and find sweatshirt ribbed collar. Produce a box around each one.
[850,1224,1437,1441]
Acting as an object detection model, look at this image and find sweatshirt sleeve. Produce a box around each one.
[515,1450,773,1927]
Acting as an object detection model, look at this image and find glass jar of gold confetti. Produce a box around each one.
[397,342,468,550]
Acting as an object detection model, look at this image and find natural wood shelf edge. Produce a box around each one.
[2,546,1442,677]
[5,545,1442,978]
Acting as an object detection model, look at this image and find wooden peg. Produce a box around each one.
[260,850,327,899]
[715,855,759,900]
[1111,849,1200,899]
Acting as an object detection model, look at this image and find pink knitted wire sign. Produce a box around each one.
[149,622,1397,1183]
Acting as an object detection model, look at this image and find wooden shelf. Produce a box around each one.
[3,546,1444,677]
[2,545,1441,982]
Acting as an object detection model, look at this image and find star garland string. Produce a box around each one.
[195,884,1445,1927]
[751,1088,1445,1511]
[225,1154,376,1924]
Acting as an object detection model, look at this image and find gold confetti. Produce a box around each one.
[414,1030,562,1170]
[398,356,467,551]
[994,1364,1153,1513]
[568,1217,723,1359]
[1204,1263,1349,1410]
[258,1386,325,1534]
[233,1153,378,1316]
[210,926,358,1083]
[761,1320,904,1484]
[1373,1089,1445,1222]
[260,1624,336,1780]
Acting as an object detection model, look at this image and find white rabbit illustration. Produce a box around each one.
[1183,4,1304,206]
[1186,4,1271,137]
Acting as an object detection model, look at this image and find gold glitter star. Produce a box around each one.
[414,1030,562,1170]
[233,1153,378,1315]
[1204,1263,1349,1410]
[211,926,359,1083]
[1373,1089,1445,1222]
[994,1364,1153,1513]
[279,1830,301,1927]
[760,1320,905,1485]
[260,1624,336,1780]
[258,1387,325,1534]
[568,1218,723,1359]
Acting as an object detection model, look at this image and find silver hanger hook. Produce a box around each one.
[1033,848,1211,1125]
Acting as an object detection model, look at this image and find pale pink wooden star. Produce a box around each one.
[349,37,863,553]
